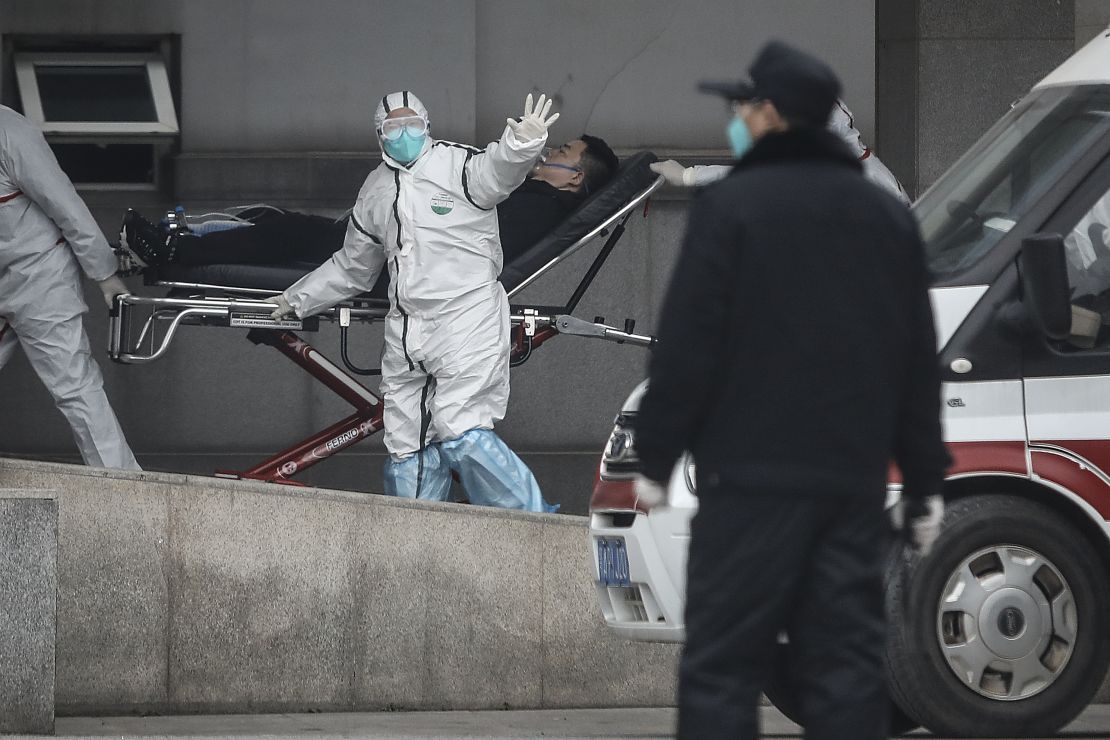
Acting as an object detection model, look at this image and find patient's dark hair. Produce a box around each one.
[579,134,619,194]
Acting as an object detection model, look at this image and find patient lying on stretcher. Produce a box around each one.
[120,136,617,270]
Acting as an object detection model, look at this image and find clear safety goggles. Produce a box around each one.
[379,115,428,141]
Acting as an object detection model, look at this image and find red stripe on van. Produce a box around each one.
[1031,445,1110,519]
[889,440,1027,485]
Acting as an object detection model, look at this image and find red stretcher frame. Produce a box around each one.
[222,322,561,485]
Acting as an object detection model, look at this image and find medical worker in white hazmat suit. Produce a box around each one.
[0,105,139,470]
[650,99,909,201]
[269,90,557,512]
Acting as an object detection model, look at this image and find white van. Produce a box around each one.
[590,27,1110,738]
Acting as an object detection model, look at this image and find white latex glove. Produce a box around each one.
[890,495,945,557]
[97,275,128,309]
[506,93,560,144]
[266,294,294,321]
[633,473,668,511]
[650,160,695,187]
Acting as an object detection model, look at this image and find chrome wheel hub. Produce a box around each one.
[936,545,1076,700]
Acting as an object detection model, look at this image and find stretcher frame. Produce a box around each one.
[107,173,664,485]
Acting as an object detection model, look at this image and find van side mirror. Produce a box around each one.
[1019,232,1071,340]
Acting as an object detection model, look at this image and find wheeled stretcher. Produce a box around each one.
[108,152,663,484]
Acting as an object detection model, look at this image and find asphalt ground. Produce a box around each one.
[21,704,1110,739]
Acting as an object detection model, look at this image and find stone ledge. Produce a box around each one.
[0,457,676,716]
[0,491,58,734]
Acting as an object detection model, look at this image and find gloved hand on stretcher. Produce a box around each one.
[506,93,560,145]
[267,294,294,321]
[650,160,696,187]
[98,275,129,310]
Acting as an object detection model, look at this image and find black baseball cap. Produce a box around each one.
[699,40,841,127]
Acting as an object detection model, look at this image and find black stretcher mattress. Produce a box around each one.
[153,151,659,300]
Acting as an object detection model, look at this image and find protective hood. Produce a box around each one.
[375,90,431,166]
[374,90,429,130]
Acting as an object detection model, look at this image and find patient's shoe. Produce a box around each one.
[120,209,172,267]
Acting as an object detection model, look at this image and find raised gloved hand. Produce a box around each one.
[506,93,560,144]
[266,294,294,321]
[890,494,945,557]
[97,275,129,309]
[650,160,694,187]
[633,473,668,511]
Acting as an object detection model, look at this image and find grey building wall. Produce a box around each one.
[878,0,1082,196]
[1078,0,1110,48]
[0,0,874,148]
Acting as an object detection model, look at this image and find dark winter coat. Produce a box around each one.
[636,127,950,500]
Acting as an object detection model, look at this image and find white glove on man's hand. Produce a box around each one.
[891,495,945,557]
[266,294,294,321]
[506,93,560,144]
[650,160,694,187]
[633,473,668,511]
[97,275,128,309]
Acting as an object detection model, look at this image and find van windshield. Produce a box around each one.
[915,86,1110,281]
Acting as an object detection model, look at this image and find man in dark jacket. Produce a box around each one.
[119,135,617,269]
[634,40,950,740]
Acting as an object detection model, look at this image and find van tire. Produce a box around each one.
[885,494,1110,737]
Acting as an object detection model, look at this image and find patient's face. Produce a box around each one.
[532,139,587,191]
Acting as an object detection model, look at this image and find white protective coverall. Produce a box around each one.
[281,91,555,512]
[0,105,139,469]
[680,99,910,202]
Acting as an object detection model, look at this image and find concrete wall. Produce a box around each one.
[0,489,57,733]
[0,0,873,148]
[1077,0,1110,49]
[878,0,1078,196]
[0,457,678,716]
[0,0,479,149]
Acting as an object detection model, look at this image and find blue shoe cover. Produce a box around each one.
[383,446,451,501]
[440,429,558,513]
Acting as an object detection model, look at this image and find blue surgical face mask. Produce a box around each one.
[383,131,426,165]
[727,116,753,159]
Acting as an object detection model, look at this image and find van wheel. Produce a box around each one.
[886,494,1110,737]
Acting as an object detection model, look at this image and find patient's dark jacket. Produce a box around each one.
[171,178,583,270]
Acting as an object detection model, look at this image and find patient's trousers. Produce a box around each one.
[174,212,346,266]
[678,487,888,740]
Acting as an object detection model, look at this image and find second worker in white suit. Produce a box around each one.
[651,98,910,202]
[269,90,558,512]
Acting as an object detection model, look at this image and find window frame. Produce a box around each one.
[14,51,179,135]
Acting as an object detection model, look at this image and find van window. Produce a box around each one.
[1062,187,1110,348]
[915,87,1110,281]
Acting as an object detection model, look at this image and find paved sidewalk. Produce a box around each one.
[19,704,1110,739]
